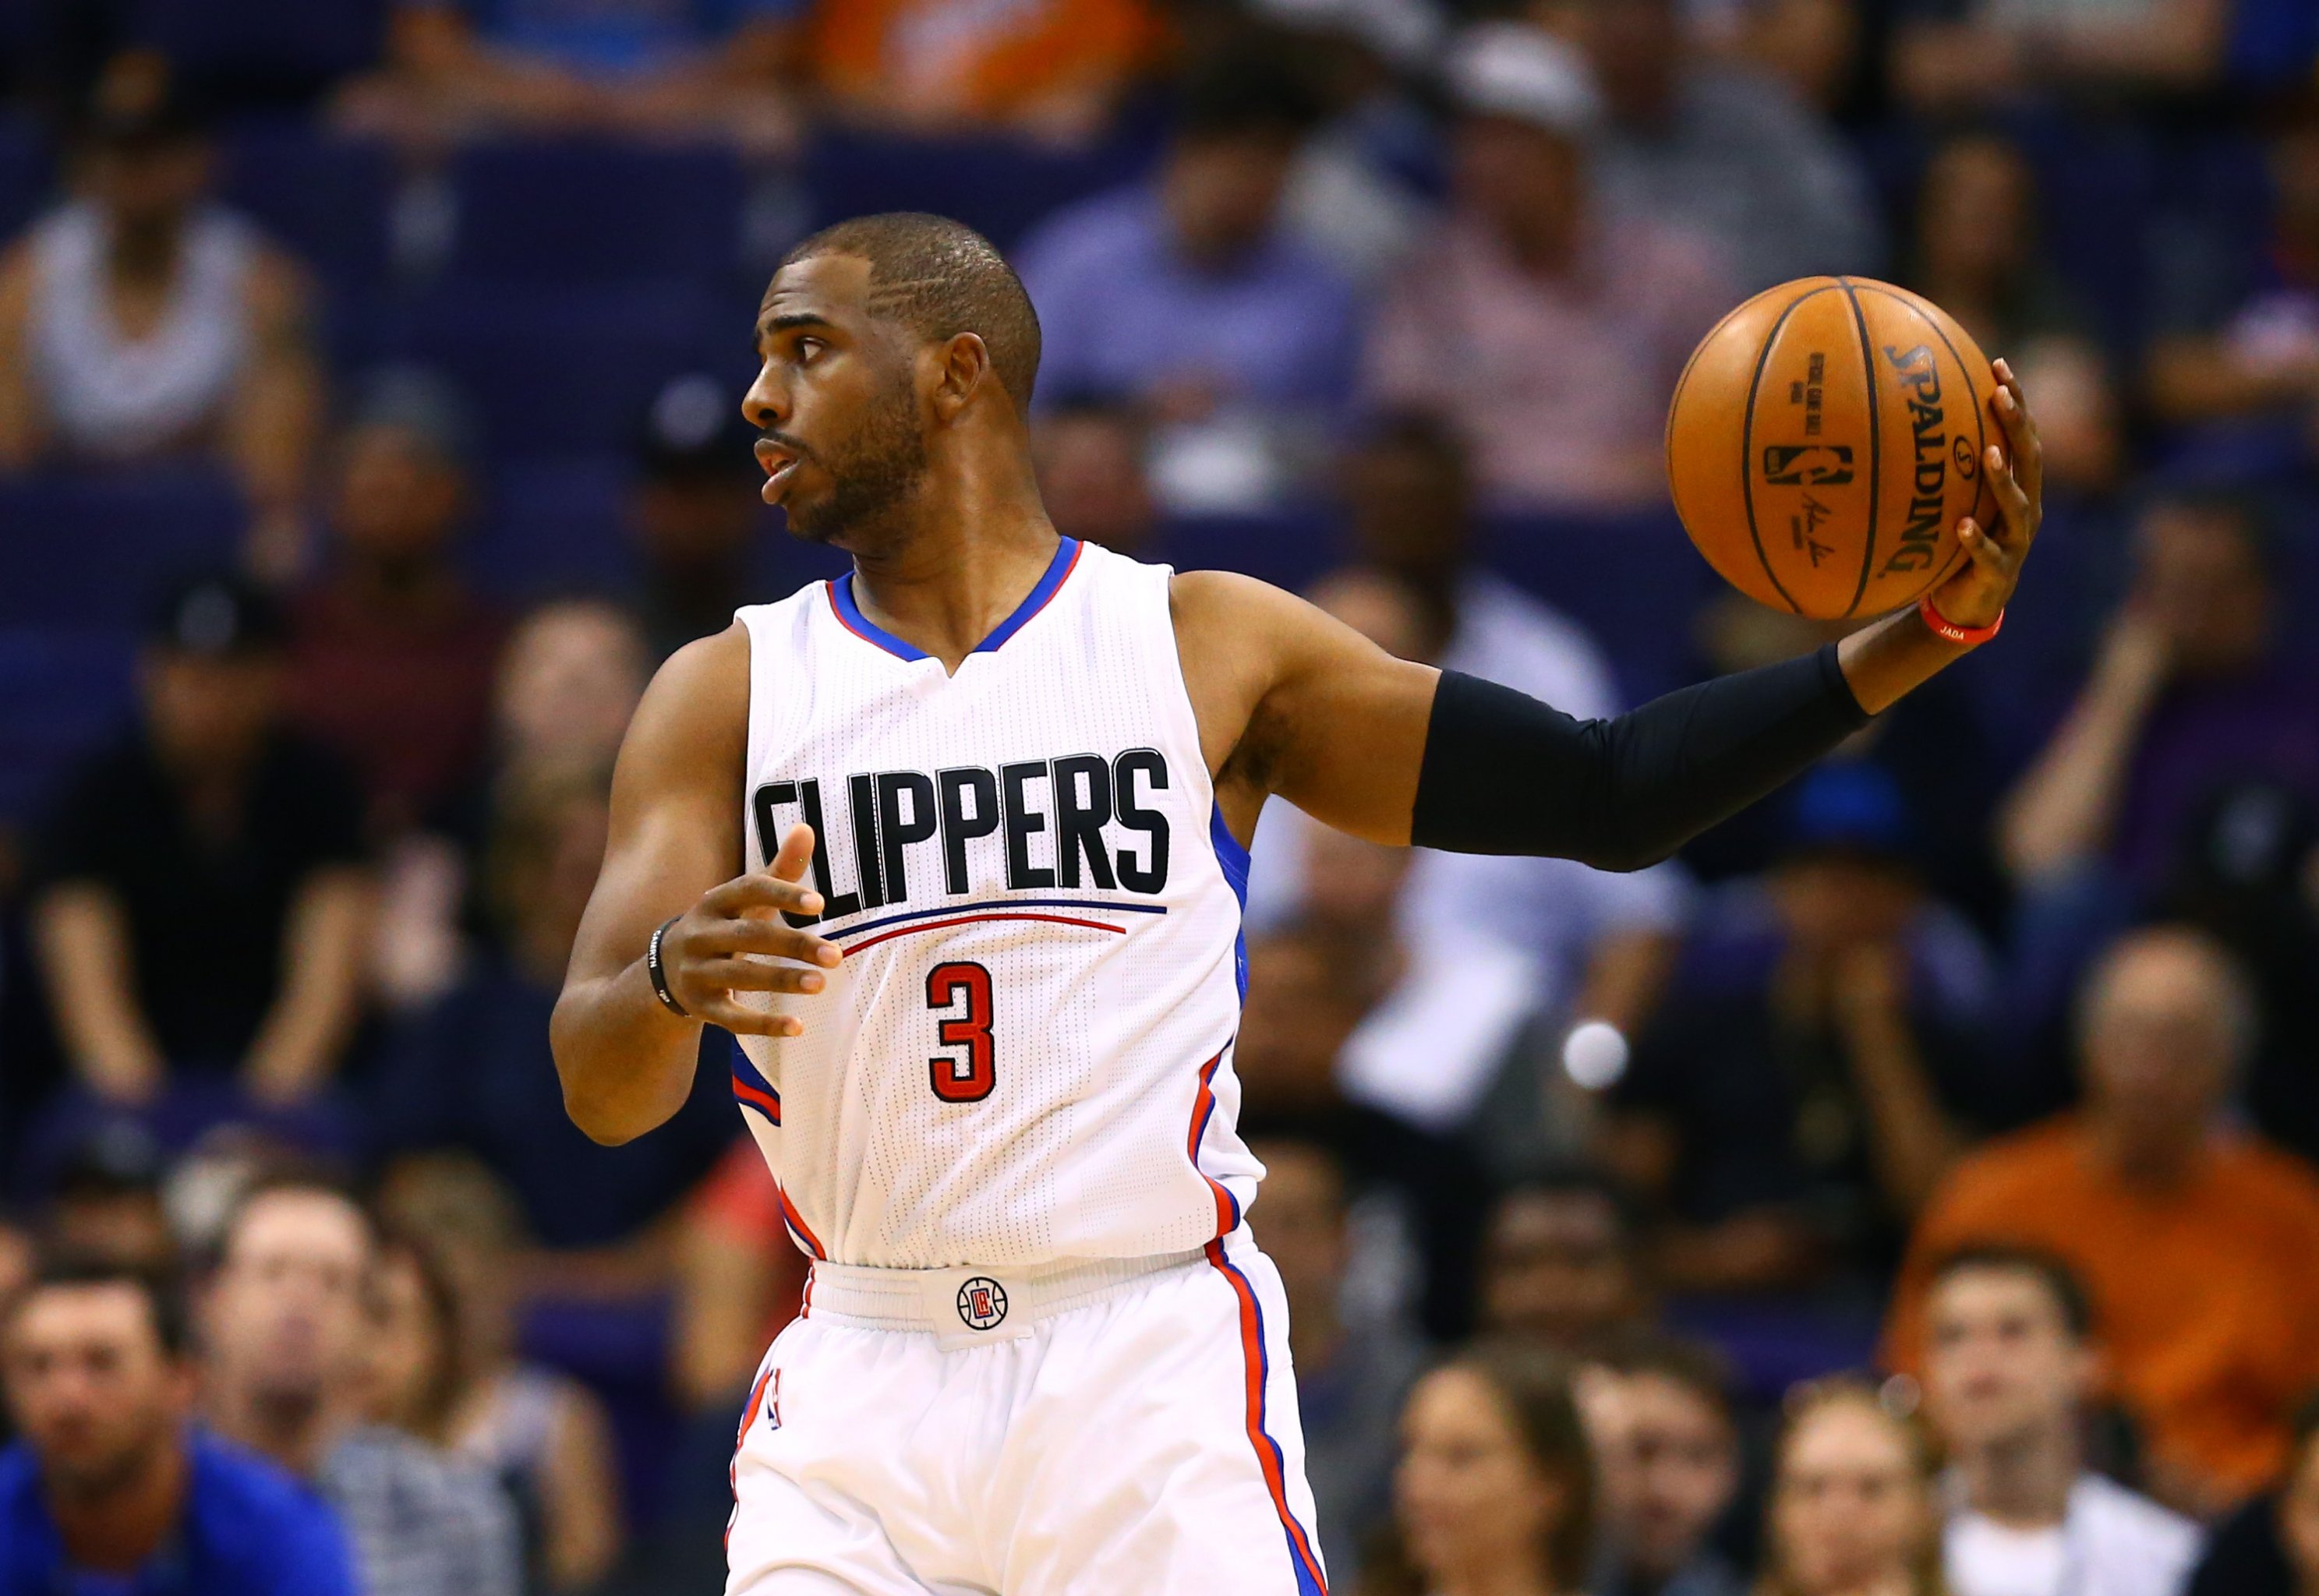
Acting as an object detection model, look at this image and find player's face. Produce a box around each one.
[744,255,929,549]
[3,1285,186,1495]
[1923,1269,2087,1453]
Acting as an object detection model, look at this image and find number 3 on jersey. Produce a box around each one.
[925,962,995,1102]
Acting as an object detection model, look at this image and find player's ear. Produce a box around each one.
[928,332,992,422]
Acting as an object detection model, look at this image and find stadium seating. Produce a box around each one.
[0,627,136,826]
[444,139,750,288]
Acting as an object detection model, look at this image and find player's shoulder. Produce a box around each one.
[624,622,752,769]
[1166,567,1310,636]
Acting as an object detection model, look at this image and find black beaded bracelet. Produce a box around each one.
[646,916,689,1018]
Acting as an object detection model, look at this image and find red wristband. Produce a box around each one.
[1918,592,2003,646]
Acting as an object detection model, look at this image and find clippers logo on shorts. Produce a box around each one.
[956,1276,1009,1331]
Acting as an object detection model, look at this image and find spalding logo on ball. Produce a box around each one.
[1666,276,1999,621]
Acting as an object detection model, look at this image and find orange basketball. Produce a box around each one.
[1665,277,1999,621]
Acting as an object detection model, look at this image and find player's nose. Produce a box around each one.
[741,369,787,433]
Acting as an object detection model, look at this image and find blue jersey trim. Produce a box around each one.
[826,537,1081,663]
[1209,806,1250,1003]
[974,537,1081,653]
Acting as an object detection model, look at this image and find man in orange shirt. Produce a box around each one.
[808,0,1161,138]
[1885,924,2319,1514]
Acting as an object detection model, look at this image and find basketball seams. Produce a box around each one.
[1735,284,1835,615]
[1833,277,1880,619]
[1854,282,1990,612]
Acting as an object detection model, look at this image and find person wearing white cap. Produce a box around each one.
[1544,0,1879,294]
[1362,22,1736,510]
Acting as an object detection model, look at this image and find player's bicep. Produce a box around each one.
[566,627,750,984]
[1261,613,1438,842]
[1177,572,1437,844]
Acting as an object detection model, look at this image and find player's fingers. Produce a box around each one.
[708,916,843,967]
[1992,358,2044,500]
[703,871,825,921]
[1957,517,2017,579]
[1985,442,2034,535]
[692,956,831,995]
[767,823,817,884]
[693,998,805,1038]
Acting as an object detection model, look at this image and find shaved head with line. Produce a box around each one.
[776,213,1042,408]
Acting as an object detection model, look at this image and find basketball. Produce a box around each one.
[1666,277,2000,621]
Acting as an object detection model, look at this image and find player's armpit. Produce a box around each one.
[1169,570,1440,846]
[551,624,754,1144]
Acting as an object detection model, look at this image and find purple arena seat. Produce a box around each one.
[0,471,245,630]
[444,140,747,288]
[0,628,137,825]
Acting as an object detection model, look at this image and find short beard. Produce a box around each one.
[44,1414,173,1502]
[783,373,928,546]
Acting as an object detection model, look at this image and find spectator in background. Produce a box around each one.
[0,85,322,578]
[651,1133,811,1592]
[1893,0,2232,111]
[0,1256,356,1594]
[1576,1333,1745,1596]
[200,1176,522,1596]
[631,373,768,662]
[1247,414,1688,1054]
[805,0,1161,140]
[1900,130,2091,358]
[1365,23,1730,510]
[37,1123,171,1273]
[373,760,734,1255]
[1247,0,1441,288]
[336,0,807,150]
[373,595,650,1010]
[1380,1343,1597,1596]
[1604,763,1998,1295]
[28,574,369,1144]
[368,1184,625,1593]
[2000,493,2319,895]
[1016,45,1359,513]
[1919,1246,2201,1596]
[1886,926,2319,1515]
[1538,0,1879,293]
[2154,782,2319,1164]
[1030,391,1158,556]
[1759,1379,1943,1596]
[2186,1396,2319,1596]
[1479,1171,1652,1355]
[1248,1132,1424,1586]
[670,1135,811,1415]
[2146,105,2319,437]
[1233,835,1510,1340]
[290,368,510,835]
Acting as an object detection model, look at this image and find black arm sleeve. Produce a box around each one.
[1409,644,1871,872]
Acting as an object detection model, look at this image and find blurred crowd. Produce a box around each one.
[2,0,2319,1594]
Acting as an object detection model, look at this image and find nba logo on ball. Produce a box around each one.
[957,1277,1009,1331]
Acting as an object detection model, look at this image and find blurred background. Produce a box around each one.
[0,0,2317,1593]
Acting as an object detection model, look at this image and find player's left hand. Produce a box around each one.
[1928,358,2041,631]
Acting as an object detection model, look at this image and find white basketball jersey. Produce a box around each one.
[728,538,1262,1269]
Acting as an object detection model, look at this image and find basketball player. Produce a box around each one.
[552,214,2041,1596]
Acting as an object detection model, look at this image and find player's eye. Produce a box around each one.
[796,337,826,363]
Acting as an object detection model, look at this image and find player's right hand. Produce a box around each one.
[656,824,843,1036]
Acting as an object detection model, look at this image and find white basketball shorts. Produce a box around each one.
[723,1230,1331,1595]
